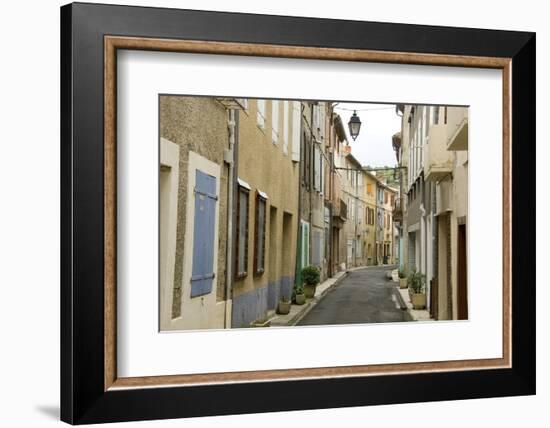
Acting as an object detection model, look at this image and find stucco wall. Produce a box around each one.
[363,173,378,265]
[159,96,229,325]
[232,99,300,327]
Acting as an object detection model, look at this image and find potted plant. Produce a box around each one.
[398,268,408,289]
[293,284,306,305]
[408,269,426,309]
[301,265,320,298]
[277,296,291,315]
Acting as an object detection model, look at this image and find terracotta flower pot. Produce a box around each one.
[304,284,316,298]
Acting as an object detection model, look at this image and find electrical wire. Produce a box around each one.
[334,106,395,112]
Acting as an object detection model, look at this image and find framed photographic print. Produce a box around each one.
[60,2,536,424]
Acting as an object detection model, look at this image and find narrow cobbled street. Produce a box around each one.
[297,266,412,326]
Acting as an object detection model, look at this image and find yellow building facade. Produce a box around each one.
[363,171,378,265]
[232,99,301,327]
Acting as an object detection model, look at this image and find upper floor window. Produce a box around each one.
[283,101,289,155]
[272,100,279,144]
[257,99,266,130]
[367,183,373,196]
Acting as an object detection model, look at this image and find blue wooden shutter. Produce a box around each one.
[190,170,217,297]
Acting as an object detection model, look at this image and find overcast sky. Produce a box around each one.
[334,103,401,168]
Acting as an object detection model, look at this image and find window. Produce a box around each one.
[319,149,323,193]
[283,101,289,155]
[367,207,374,225]
[254,192,267,275]
[291,101,301,162]
[367,183,373,196]
[257,99,266,129]
[235,181,250,278]
[301,221,310,268]
[314,145,323,192]
[302,133,311,189]
[271,100,279,144]
[423,107,428,145]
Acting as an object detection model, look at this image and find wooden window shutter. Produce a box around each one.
[271,100,279,144]
[291,101,301,162]
[257,99,266,129]
[283,101,289,155]
[254,192,267,275]
[235,184,250,279]
[314,145,320,191]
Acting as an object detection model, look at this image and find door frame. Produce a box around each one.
[159,138,180,331]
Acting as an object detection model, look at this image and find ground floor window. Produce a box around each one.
[236,181,250,278]
[254,192,267,275]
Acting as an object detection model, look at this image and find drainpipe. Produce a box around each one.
[224,109,237,329]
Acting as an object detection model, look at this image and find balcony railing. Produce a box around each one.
[424,124,453,182]
[446,107,468,151]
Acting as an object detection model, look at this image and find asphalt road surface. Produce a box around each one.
[297,266,413,326]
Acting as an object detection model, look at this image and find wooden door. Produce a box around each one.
[457,224,468,320]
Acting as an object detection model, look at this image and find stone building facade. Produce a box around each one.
[363,171,378,265]
[159,96,233,330]
[297,101,330,284]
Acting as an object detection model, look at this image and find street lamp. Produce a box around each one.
[348,110,362,141]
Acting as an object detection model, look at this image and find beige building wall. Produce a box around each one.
[341,153,363,268]
[232,99,300,327]
[327,111,348,274]
[400,104,469,320]
[298,101,329,281]
[363,172,377,266]
[384,187,397,264]
[159,96,230,330]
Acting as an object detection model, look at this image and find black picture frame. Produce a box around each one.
[61,2,535,424]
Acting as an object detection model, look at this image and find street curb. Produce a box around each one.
[288,271,349,326]
[393,286,408,310]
